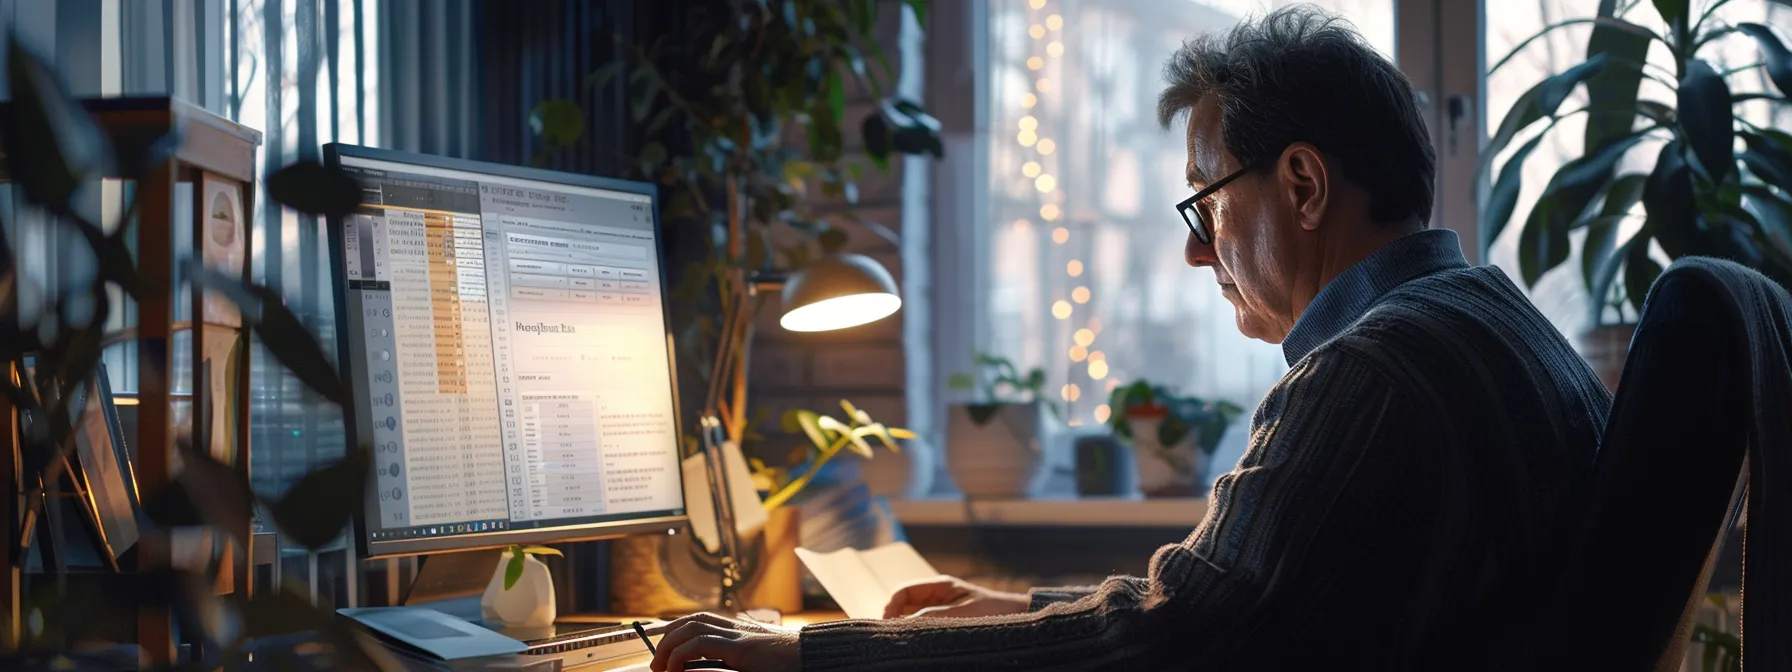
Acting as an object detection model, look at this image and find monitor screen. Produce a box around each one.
[326,144,688,558]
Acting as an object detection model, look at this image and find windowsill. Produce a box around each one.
[890,497,1208,527]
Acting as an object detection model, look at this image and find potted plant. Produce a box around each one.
[1482,2,1792,389]
[942,353,1058,498]
[481,545,564,632]
[1107,381,1244,498]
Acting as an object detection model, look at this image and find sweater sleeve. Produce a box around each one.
[1026,585,1104,611]
[799,347,1402,671]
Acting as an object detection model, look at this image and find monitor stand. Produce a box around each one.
[402,550,502,607]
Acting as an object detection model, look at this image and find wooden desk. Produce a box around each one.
[572,611,846,670]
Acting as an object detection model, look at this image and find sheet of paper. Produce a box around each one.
[795,542,940,620]
[681,440,769,553]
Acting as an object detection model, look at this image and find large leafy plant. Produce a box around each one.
[0,34,390,670]
[1484,0,1792,324]
[529,0,943,453]
[945,352,1059,424]
[1105,381,1244,459]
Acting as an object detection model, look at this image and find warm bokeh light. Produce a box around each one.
[1019,115,1038,130]
[1073,328,1094,346]
[1027,56,1044,71]
[1022,161,1042,178]
[1061,383,1081,402]
[1106,378,1121,392]
[1089,350,1106,362]
[1052,300,1072,319]
[1072,286,1091,303]
[1051,227,1069,244]
[780,293,902,332]
[1089,317,1103,333]
[1037,138,1057,155]
[1067,260,1083,277]
[1069,345,1088,361]
[1088,359,1109,380]
[1021,92,1038,108]
[1040,203,1061,220]
[1046,14,1064,30]
[1029,24,1046,39]
[1018,130,1038,146]
[1034,174,1056,193]
[1036,78,1052,92]
[1047,41,1064,57]
[1094,404,1111,423]
[1029,0,1047,9]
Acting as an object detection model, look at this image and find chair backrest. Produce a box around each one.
[1534,258,1790,671]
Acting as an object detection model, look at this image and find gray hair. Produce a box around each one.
[1158,4,1435,226]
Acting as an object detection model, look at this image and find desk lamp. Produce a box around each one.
[698,252,900,611]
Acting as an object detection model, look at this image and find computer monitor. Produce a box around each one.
[325,144,689,559]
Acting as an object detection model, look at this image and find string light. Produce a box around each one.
[1046,14,1064,30]
[1061,384,1081,402]
[1012,218,1033,231]
[1036,78,1052,93]
[1067,260,1083,276]
[1053,300,1073,319]
[1047,41,1064,57]
[1072,286,1090,303]
[1069,345,1088,361]
[1018,130,1038,146]
[1034,174,1056,193]
[1022,161,1042,178]
[1022,92,1037,108]
[1094,404,1111,423]
[1027,56,1045,71]
[1019,116,1038,130]
[1088,359,1109,380]
[1040,204,1061,220]
[1029,0,1046,9]
[1074,329,1094,346]
[1030,24,1046,39]
[1038,138,1057,155]
[1051,227,1069,243]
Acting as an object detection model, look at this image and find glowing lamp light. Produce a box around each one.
[773,254,902,332]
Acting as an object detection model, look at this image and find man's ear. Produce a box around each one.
[1279,143,1329,232]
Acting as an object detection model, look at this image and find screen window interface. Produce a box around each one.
[338,156,684,543]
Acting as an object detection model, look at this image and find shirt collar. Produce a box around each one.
[1281,228,1470,365]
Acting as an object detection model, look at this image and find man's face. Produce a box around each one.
[1182,97,1301,343]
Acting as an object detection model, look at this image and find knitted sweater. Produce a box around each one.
[800,230,1613,670]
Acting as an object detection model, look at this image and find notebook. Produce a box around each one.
[794,542,941,619]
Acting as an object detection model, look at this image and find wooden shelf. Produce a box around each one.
[891,497,1208,528]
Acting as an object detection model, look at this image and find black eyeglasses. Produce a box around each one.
[1176,160,1268,244]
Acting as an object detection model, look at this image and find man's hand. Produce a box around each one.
[882,575,1030,619]
[650,612,799,672]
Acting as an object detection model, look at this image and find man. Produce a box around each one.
[651,6,1611,671]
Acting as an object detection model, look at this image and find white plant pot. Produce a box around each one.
[852,433,937,499]
[945,402,1043,498]
[1126,416,1211,498]
[481,553,556,629]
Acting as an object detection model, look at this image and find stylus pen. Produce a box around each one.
[633,621,657,656]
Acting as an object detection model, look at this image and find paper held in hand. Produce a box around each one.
[795,542,941,619]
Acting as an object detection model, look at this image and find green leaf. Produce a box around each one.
[268,448,371,549]
[1677,59,1735,184]
[1484,55,1612,178]
[1624,238,1664,312]
[1742,131,1792,191]
[1651,0,1688,29]
[1580,174,1647,294]
[1744,185,1792,256]
[530,99,585,148]
[267,159,364,218]
[505,551,525,590]
[1736,23,1792,96]
[1516,130,1651,286]
[169,436,255,546]
[827,69,847,129]
[1643,141,1697,258]
[584,62,623,90]
[1636,100,1675,125]
[946,372,976,390]
[1484,134,1546,248]
[4,39,106,211]
[1583,19,1652,153]
[862,113,893,163]
[521,545,562,557]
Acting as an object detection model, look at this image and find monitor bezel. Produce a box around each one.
[324,143,690,559]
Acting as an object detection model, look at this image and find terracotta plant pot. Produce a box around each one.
[1576,324,1636,392]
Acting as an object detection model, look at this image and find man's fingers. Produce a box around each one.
[666,634,737,672]
[882,577,963,619]
[651,620,720,671]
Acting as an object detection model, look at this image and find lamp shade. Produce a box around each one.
[778,254,902,332]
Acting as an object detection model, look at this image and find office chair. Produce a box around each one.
[1530,257,1790,671]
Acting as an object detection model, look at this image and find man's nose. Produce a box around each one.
[1185,231,1217,268]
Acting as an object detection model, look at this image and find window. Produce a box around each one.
[1484,1,1791,334]
[964,0,1395,477]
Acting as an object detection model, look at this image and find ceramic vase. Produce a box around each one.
[481,552,556,628]
[945,402,1042,498]
[1125,416,1210,498]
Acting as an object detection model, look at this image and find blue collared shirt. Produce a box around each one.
[1281,228,1472,366]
